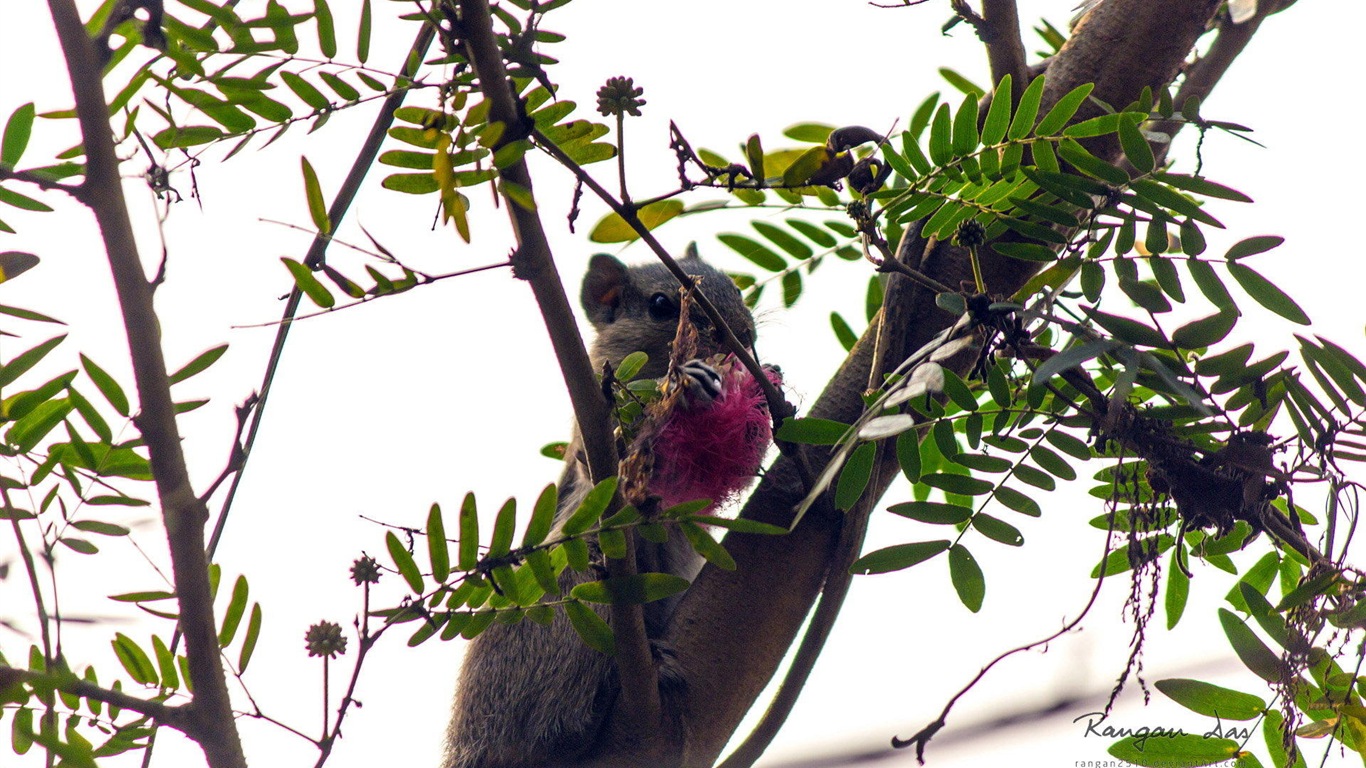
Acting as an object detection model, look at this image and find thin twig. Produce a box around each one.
[205,19,438,555]
[457,0,658,741]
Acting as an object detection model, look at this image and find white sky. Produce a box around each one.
[1,1,1364,767]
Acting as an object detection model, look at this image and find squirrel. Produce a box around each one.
[442,248,779,768]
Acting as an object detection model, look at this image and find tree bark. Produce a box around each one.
[586,0,1225,764]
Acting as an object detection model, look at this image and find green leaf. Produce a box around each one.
[744,134,765,181]
[835,442,876,511]
[783,123,835,143]
[1186,259,1234,309]
[151,125,223,149]
[1156,678,1265,720]
[681,521,735,570]
[153,634,179,689]
[1061,113,1122,138]
[1007,75,1045,141]
[939,67,984,97]
[941,369,978,411]
[281,257,334,309]
[71,520,129,536]
[948,544,984,612]
[313,0,337,58]
[888,501,971,524]
[387,531,424,593]
[896,429,922,483]
[564,601,613,654]
[300,156,330,235]
[850,540,950,575]
[1217,608,1282,682]
[588,200,684,243]
[775,417,850,445]
[520,484,557,549]
[562,477,617,536]
[1029,445,1076,480]
[928,103,952,166]
[994,485,1041,517]
[488,498,517,558]
[683,515,785,535]
[2,102,35,169]
[168,344,228,384]
[780,145,832,186]
[382,172,439,194]
[1172,310,1237,349]
[1,334,66,388]
[238,603,263,671]
[951,92,979,157]
[1107,732,1238,767]
[112,633,158,686]
[718,233,786,272]
[427,503,450,582]
[1086,308,1166,348]
[1119,276,1171,314]
[1227,263,1309,325]
[1034,83,1094,136]
[356,0,372,61]
[992,242,1058,263]
[457,492,480,571]
[921,472,993,496]
[980,75,1013,146]
[218,575,248,646]
[830,312,857,352]
[1131,179,1220,227]
[1057,139,1127,185]
[570,573,691,604]
[753,221,812,260]
[1166,548,1189,629]
[281,71,330,111]
[59,536,97,554]
[1154,172,1252,203]
[1118,114,1154,173]
[971,513,1023,546]
[80,354,128,417]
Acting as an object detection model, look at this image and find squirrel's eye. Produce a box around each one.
[647,293,678,321]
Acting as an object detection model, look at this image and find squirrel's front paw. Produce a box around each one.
[680,359,723,406]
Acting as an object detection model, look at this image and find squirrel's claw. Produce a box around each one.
[680,359,723,406]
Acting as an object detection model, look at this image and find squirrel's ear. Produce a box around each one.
[682,242,701,262]
[582,254,629,326]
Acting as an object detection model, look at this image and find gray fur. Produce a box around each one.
[443,253,756,767]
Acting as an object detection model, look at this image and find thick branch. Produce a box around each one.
[456,0,660,747]
[46,3,244,766]
[979,0,1030,100]
[592,2,1226,766]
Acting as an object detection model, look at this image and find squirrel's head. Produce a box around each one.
[581,246,755,377]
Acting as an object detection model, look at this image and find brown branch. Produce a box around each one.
[0,666,189,729]
[0,167,79,195]
[456,0,660,748]
[647,3,1226,766]
[46,2,245,766]
[953,0,1029,99]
